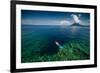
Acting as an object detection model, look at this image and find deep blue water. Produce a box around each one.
[21,25,90,55]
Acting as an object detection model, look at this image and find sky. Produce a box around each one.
[21,10,90,25]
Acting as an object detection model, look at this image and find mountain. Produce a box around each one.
[71,23,89,27]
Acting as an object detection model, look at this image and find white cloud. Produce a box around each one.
[21,19,36,25]
[71,14,81,24]
[22,18,72,25]
[59,20,72,25]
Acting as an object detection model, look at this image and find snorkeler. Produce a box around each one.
[55,41,63,49]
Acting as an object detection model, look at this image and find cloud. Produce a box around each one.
[22,18,72,25]
[21,19,36,25]
[21,19,55,25]
[71,14,81,24]
[59,20,72,25]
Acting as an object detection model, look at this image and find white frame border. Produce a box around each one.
[16,4,95,69]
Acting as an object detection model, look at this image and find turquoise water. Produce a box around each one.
[21,25,90,63]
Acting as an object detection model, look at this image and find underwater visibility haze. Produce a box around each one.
[21,10,90,63]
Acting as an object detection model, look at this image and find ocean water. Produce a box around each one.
[21,25,90,62]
